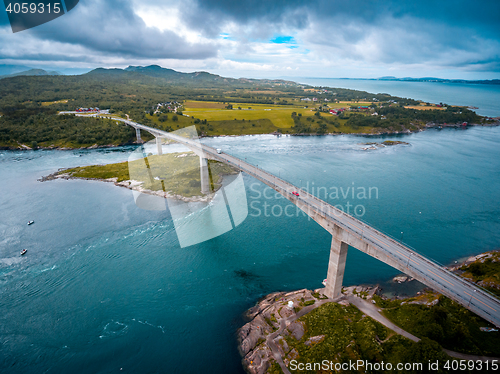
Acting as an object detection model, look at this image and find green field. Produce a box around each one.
[41,99,69,106]
[181,100,382,135]
[184,104,315,128]
[201,119,279,135]
[144,109,379,136]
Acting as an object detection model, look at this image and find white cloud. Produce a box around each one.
[0,0,498,79]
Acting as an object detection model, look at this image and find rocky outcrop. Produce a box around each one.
[237,286,383,374]
[238,289,317,374]
[238,288,345,374]
[304,335,325,346]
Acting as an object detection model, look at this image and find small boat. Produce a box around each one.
[20,249,27,256]
[27,221,34,225]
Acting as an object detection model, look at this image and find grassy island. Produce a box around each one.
[57,152,237,197]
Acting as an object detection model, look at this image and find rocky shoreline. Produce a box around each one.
[445,250,500,293]
[3,120,499,150]
[237,286,380,374]
[238,250,500,373]
[238,288,329,374]
[0,143,133,151]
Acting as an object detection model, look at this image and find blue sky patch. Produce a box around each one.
[270,35,296,44]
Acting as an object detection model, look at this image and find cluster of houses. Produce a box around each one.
[329,108,347,115]
[153,101,181,114]
[302,97,334,102]
[76,107,99,112]
[328,106,382,117]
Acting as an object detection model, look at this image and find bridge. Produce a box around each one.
[65,111,500,328]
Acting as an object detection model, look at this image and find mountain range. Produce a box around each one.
[81,65,297,87]
[353,76,500,85]
[1,64,498,86]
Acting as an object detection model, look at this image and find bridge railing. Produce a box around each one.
[291,188,500,320]
[219,154,500,305]
[302,186,500,302]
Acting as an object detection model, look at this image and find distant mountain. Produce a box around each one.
[85,65,297,88]
[10,69,59,77]
[124,65,241,85]
[0,68,60,79]
[125,65,185,78]
[86,67,133,77]
[375,76,500,85]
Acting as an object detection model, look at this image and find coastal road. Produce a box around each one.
[103,117,500,328]
[348,294,500,362]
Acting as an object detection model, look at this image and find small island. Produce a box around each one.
[359,140,410,150]
[40,151,238,201]
[238,251,500,374]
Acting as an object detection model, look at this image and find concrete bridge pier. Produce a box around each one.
[200,157,210,194]
[324,236,348,299]
[156,136,163,155]
[135,128,142,143]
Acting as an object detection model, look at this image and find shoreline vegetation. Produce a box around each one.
[2,120,498,151]
[39,152,238,202]
[239,250,500,374]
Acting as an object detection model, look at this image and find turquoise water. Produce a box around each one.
[1,127,500,373]
[295,78,500,118]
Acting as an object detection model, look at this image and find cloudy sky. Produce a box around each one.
[1,0,499,79]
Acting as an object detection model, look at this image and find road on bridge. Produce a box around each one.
[210,146,500,328]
